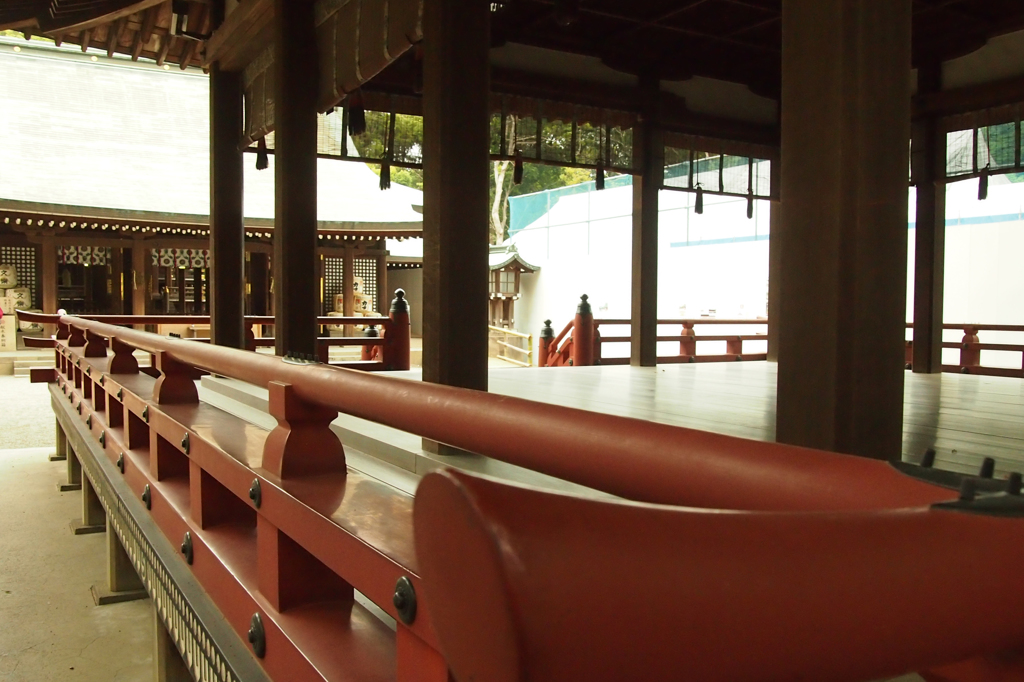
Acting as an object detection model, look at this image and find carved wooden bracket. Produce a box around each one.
[262,381,346,478]
[152,351,199,405]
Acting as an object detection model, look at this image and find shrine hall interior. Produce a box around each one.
[2,0,1024,679]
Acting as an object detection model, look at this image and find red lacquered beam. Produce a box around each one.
[416,470,1024,682]
[60,315,954,512]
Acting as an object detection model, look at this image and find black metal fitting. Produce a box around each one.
[142,406,149,423]
[99,376,104,385]
[921,448,936,468]
[77,403,82,415]
[180,532,193,565]
[1009,473,1023,496]
[393,576,417,625]
[247,613,265,658]
[141,484,151,510]
[980,457,996,479]
[116,453,125,474]
[99,432,105,448]
[248,479,262,509]
[86,415,92,429]
[86,367,91,376]
[117,388,123,401]
[181,432,190,455]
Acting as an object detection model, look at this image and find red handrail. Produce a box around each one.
[56,313,953,513]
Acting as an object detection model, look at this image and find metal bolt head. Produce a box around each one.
[116,453,125,474]
[393,576,417,624]
[248,479,262,509]
[86,367,91,377]
[180,532,193,565]
[247,613,266,658]
[99,375,104,385]
[142,406,149,423]
[77,403,82,415]
[142,484,151,510]
[117,388,123,400]
[99,431,105,448]
[86,415,92,429]
[181,432,190,455]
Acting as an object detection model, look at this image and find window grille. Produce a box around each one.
[0,246,38,307]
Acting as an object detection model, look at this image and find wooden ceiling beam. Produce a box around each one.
[156,33,172,66]
[80,29,92,52]
[914,74,1024,119]
[107,16,127,57]
[38,0,166,35]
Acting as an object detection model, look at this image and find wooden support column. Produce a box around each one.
[912,64,946,374]
[176,267,186,314]
[630,77,663,368]
[41,235,57,313]
[422,0,491,391]
[767,159,782,362]
[110,248,123,314]
[131,242,147,316]
[273,0,319,357]
[342,246,354,335]
[250,252,269,315]
[776,0,912,459]
[376,251,388,315]
[209,0,246,348]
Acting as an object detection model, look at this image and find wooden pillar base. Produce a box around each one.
[58,450,82,492]
[71,474,106,534]
[154,605,191,681]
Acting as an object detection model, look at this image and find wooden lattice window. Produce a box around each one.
[0,247,38,307]
[354,258,377,313]
[324,257,344,313]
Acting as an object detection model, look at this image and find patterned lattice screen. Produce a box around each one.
[151,249,211,269]
[0,246,39,307]
[325,257,343,312]
[355,258,377,313]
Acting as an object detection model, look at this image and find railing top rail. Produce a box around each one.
[16,311,391,327]
[488,326,532,340]
[903,322,1024,332]
[594,318,769,326]
[550,320,574,348]
[55,313,954,514]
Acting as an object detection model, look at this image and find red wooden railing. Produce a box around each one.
[541,295,767,366]
[17,296,411,371]
[905,323,1024,378]
[41,308,1024,681]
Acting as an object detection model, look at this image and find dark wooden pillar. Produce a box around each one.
[209,0,246,348]
[131,242,147,316]
[630,77,663,368]
[191,267,202,314]
[912,64,946,374]
[422,0,491,391]
[41,235,57,313]
[272,0,319,357]
[110,247,123,314]
[767,158,782,362]
[376,250,388,315]
[250,252,269,315]
[776,0,912,459]
[176,267,187,314]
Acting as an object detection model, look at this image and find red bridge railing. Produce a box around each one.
[39,308,1024,681]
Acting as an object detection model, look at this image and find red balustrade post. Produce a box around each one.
[68,323,86,347]
[108,336,140,375]
[571,295,595,367]
[727,336,743,359]
[152,350,199,404]
[538,319,554,367]
[84,329,108,358]
[383,289,411,371]
[56,319,70,340]
[960,326,981,371]
[593,324,603,365]
[362,324,380,361]
[262,380,346,478]
[680,322,696,359]
[245,326,256,352]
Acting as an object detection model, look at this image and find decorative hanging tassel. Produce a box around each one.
[379,161,391,191]
[695,184,704,215]
[596,160,605,191]
[746,191,754,219]
[513,149,524,185]
[256,137,269,171]
[348,91,367,137]
[979,164,989,201]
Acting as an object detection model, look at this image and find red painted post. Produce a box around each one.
[383,289,411,371]
[109,336,140,374]
[680,322,696,359]
[68,322,86,347]
[593,324,602,365]
[152,350,200,405]
[538,320,554,367]
[84,329,108,358]
[571,295,594,367]
[727,336,743,359]
[960,326,981,371]
[362,325,380,361]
